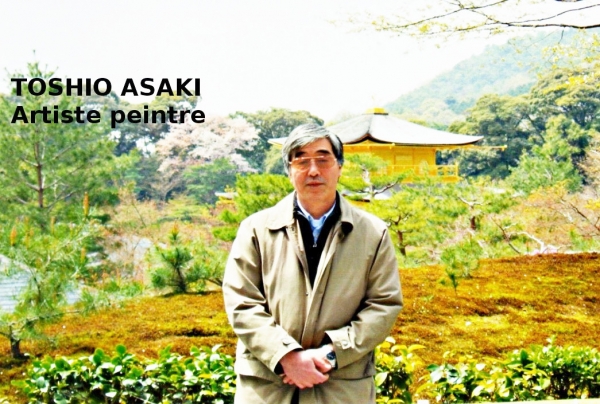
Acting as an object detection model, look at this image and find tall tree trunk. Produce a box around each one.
[396,230,406,256]
[175,266,187,293]
[34,142,44,209]
[470,216,478,231]
[10,336,25,359]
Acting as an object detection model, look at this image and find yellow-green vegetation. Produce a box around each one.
[1,252,598,402]
[392,253,600,366]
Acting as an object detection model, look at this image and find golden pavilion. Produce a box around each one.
[271,108,484,183]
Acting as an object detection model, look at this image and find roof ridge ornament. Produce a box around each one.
[365,107,388,115]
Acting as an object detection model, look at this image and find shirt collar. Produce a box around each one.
[296,198,336,225]
[266,191,354,235]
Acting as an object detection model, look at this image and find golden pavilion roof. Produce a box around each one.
[269,109,483,147]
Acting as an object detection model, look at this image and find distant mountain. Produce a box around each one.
[385,31,581,126]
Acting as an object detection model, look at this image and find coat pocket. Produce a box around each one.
[235,357,283,383]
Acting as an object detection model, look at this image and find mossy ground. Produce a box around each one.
[393,253,599,364]
[1,253,598,402]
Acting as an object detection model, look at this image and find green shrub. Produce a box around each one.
[150,224,226,293]
[420,339,600,402]
[13,338,600,403]
[375,338,424,403]
[211,225,238,242]
[503,339,600,400]
[233,173,293,219]
[14,345,235,403]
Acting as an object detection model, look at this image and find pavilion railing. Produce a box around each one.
[376,164,460,181]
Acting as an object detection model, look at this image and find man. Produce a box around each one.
[223,123,403,404]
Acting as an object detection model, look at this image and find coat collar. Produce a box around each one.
[266,192,354,234]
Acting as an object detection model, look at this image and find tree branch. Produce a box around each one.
[47,190,77,210]
[374,178,401,196]
[506,4,600,25]
[361,1,600,37]
[490,217,524,254]
[562,198,600,233]
[380,0,509,30]
[458,196,483,208]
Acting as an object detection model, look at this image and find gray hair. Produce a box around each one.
[281,123,344,175]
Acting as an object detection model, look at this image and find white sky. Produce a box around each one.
[1,0,596,122]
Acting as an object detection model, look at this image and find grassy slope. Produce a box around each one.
[1,253,599,401]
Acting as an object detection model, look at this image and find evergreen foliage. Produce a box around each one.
[0,62,124,226]
[230,173,293,219]
[448,62,599,185]
[0,212,104,358]
[184,158,238,205]
[231,108,323,172]
[150,224,226,294]
[338,153,404,201]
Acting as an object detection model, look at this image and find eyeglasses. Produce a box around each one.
[289,155,338,171]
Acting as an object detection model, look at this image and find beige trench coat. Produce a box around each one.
[223,193,403,404]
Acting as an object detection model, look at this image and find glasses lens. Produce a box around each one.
[316,156,334,168]
[296,159,311,170]
[291,156,336,171]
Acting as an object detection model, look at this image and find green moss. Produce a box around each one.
[1,253,599,403]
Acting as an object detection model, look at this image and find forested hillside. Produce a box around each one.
[385,30,583,125]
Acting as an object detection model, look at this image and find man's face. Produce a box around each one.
[288,138,342,206]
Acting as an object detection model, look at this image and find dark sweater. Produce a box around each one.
[294,196,341,287]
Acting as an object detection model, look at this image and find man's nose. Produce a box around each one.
[307,160,321,176]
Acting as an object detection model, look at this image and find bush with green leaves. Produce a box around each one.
[375,337,424,403]
[14,345,236,404]
[422,359,495,403]
[420,339,600,402]
[14,337,600,403]
[503,340,600,400]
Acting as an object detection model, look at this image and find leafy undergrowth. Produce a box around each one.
[1,253,598,402]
